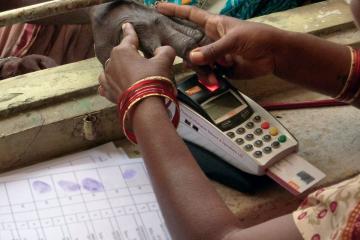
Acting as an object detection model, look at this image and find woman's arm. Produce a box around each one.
[157,3,351,99]
[99,23,303,240]
[275,31,350,97]
[131,96,302,240]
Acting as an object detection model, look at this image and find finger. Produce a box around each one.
[152,46,176,68]
[160,28,198,59]
[98,72,118,102]
[98,85,105,97]
[156,3,211,29]
[216,54,234,67]
[19,60,40,74]
[39,58,58,69]
[231,58,274,80]
[167,17,204,42]
[119,23,139,50]
[138,34,161,58]
[189,34,236,65]
[170,17,202,30]
[183,60,213,82]
[99,71,123,99]
[99,72,112,92]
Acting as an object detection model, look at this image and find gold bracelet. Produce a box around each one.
[129,76,176,91]
[335,46,355,99]
[122,93,178,144]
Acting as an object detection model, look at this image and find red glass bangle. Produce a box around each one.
[117,78,180,144]
[118,79,176,113]
[336,47,360,103]
[347,49,360,103]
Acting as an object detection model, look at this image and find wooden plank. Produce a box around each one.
[0,58,102,118]
[0,0,356,120]
[0,0,112,26]
[1,0,360,224]
[250,0,354,35]
[0,94,119,171]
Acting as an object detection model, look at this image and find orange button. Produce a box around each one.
[261,122,270,129]
[185,85,202,96]
[269,127,279,136]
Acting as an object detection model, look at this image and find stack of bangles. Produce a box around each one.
[335,46,360,103]
[117,76,180,144]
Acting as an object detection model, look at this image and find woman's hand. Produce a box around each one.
[156,3,288,80]
[90,1,206,65]
[98,23,176,103]
[157,3,351,101]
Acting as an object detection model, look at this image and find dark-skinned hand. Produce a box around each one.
[0,54,58,80]
[90,0,208,65]
[157,3,289,81]
[98,23,175,103]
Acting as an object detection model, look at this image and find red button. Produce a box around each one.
[198,74,220,92]
[261,122,270,129]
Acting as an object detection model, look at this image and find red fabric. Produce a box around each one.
[0,24,41,58]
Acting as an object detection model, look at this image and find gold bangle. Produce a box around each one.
[335,46,355,99]
[122,93,177,144]
[129,76,176,91]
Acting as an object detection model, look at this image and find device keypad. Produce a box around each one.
[262,135,271,142]
[246,122,254,129]
[261,121,270,129]
[227,132,235,138]
[245,134,254,141]
[254,140,263,147]
[254,128,263,135]
[263,146,272,154]
[236,127,246,134]
[253,151,262,158]
[278,135,287,143]
[244,144,253,151]
[253,115,261,122]
[235,138,244,145]
[271,141,280,148]
[226,115,291,163]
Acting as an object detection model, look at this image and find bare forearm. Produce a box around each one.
[132,97,241,240]
[276,31,351,97]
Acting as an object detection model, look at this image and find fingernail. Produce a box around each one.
[122,23,129,31]
[190,51,205,64]
[208,73,218,85]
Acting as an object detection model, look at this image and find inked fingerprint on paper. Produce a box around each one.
[32,181,52,193]
[123,169,137,180]
[82,178,104,192]
[58,180,81,192]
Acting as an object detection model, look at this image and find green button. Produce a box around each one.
[278,135,287,143]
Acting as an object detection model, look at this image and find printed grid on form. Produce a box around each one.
[0,143,171,240]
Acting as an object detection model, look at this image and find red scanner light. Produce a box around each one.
[198,74,220,92]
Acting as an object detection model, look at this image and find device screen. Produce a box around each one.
[202,92,244,123]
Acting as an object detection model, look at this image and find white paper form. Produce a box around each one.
[0,143,171,240]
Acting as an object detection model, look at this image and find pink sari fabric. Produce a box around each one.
[26,24,95,64]
[0,23,41,58]
[0,23,95,64]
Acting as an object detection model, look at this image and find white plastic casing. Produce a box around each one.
[177,92,299,175]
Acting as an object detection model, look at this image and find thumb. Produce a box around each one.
[120,23,139,49]
[152,46,176,68]
[189,34,236,65]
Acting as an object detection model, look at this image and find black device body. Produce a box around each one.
[177,73,270,192]
[185,140,271,193]
[177,74,254,132]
